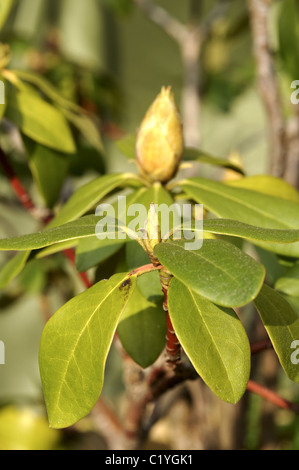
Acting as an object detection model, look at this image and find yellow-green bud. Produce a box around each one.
[136,86,184,183]
[146,203,161,253]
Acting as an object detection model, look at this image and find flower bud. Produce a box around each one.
[136,86,184,183]
[146,202,161,253]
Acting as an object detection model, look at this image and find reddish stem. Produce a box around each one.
[63,248,93,289]
[250,339,273,355]
[128,263,163,278]
[0,146,93,288]
[247,380,299,413]
[0,147,51,221]
[163,287,181,366]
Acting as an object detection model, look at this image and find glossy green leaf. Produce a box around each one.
[24,138,69,209]
[10,70,103,153]
[202,219,299,245]
[275,264,299,297]
[76,238,122,273]
[12,70,83,114]
[117,286,166,369]
[36,240,79,260]
[226,175,299,203]
[168,278,251,403]
[74,187,146,272]
[5,85,76,153]
[0,251,30,288]
[0,215,125,252]
[180,178,299,257]
[39,272,137,429]
[48,173,143,229]
[154,239,265,307]
[183,148,245,175]
[254,285,299,382]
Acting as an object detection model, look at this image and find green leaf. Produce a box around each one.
[12,70,83,114]
[125,182,175,237]
[75,186,150,271]
[226,175,299,203]
[48,173,143,229]
[0,215,120,251]
[36,240,79,260]
[61,109,103,154]
[275,263,299,297]
[10,70,104,152]
[201,219,299,245]
[115,133,137,159]
[154,239,265,307]
[24,138,69,209]
[0,183,170,252]
[0,251,30,288]
[180,178,299,257]
[168,278,251,404]
[117,286,166,369]
[0,0,14,30]
[254,285,299,382]
[75,183,172,271]
[183,148,245,175]
[5,85,76,153]
[76,238,122,273]
[126,241,163,301]
[39,272,137,429]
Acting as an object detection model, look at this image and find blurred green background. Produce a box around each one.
[0,0,299,450]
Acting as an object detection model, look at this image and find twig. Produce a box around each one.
[250,339,273,355]
[247,380,299,413]
[128,263,163,278]
[133,0,201,146]
[132,0,187,46]
[92,398,126,449]
[247,0,287,177]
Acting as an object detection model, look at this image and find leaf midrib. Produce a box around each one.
[186,287,235,399]
[184,180,295,229]
[167,241,242,287]
[52,274,129,419]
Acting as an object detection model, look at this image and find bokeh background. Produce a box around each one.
[0,0,299,450]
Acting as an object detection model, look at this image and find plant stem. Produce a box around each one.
[163,287,181,367]
[247,380,299,413]
[250,339,273,355]
[247,0,287,178]
[128,263,163,278]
